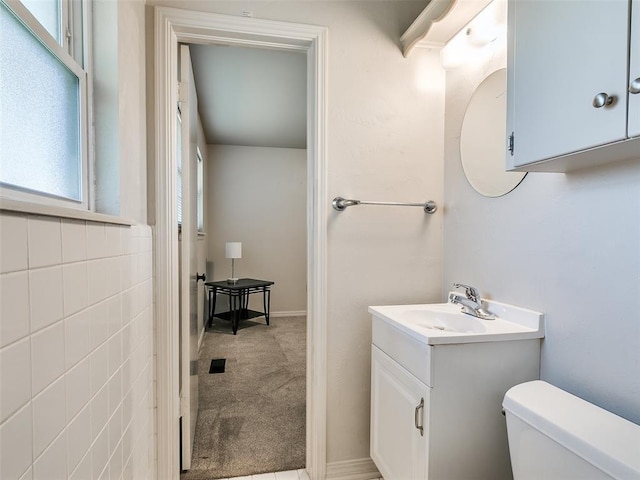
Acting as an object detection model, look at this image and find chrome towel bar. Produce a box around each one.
[332,196,437,214]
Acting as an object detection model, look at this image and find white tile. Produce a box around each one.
[252,474,277,480]
[66,357,90,419]
[62,262,88,317]
[90,343,109,397]
[91,385,110,438]
[120,254,133,291]
[108,370,122,417]
[0,213,28,273]
[32,376,66,458]
[69,450,91,480]
[275,471,300,480]
[121,380,133,427]
[121,287,133,327]
[108,331,122,377]
[66,405,91,473]
[86,222,107,260]
[18,466,33,480]
[31,321,65,395]
[28,216,62,269]
[64,309,91,368]
[89,300,109,350]
[0,338,31,423]
[29,266,63,333]
[121,230,133,256]
[106,295,122,336]
[109,439,124,480]
[121,423,133,465]
[106,257,121,299]
[0,271,30,347]
[87,259,108,305]
[61,219,87,264]
[108,404,122,455]
[0,404,33,480]
[297,470,310,480]
[105,225,123,257]
[91,425,109,480]
[33,430,67,480]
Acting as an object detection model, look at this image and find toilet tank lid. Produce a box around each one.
[503,381,640,480]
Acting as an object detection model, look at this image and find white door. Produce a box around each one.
[370,345,430,480]
[508,0,630,166]
[629,0,640,137]
[178,44,200,470]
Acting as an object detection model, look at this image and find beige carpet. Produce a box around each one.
[181,315,306,480]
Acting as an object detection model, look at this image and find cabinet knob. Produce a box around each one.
[630,78,640,95]
[592,92,616,108]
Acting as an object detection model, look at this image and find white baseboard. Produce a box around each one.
[270,310,307,318]
[326,458,381,480]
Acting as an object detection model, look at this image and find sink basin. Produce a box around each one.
[369,296,544,345]
[401,305,488,333]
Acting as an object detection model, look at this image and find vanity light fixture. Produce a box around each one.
[440,0,506,69]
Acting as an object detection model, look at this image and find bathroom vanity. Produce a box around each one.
[369,299,544,480]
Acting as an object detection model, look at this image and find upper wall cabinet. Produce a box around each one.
[506,0,640,172]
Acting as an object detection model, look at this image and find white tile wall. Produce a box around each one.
[0,271,30,346]
[0,213,154,480]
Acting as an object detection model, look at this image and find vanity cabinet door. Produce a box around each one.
[629,0,640,138]
[371,345,429,480]
[507,0,630,168]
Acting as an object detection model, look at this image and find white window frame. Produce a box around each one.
[0,0,92,211]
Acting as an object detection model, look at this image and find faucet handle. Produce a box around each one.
[453,283,481,303]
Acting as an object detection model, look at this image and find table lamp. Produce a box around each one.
[225,242,242,284]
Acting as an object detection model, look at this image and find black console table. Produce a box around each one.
[205,278,274,335]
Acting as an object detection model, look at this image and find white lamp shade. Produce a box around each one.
[225,242,242,259]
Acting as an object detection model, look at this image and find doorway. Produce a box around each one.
[185,41,308,477]
[152,8,329,480]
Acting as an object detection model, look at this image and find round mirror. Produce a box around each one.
[460,68,526,197]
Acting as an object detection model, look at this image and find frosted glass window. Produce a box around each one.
[20,0,61,42]
[0,4,82,202]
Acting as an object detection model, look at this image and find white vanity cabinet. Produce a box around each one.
[506,0,640,172]
[371,345,429,479]
[370,312,542,480]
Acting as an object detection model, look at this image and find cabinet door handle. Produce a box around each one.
[630,78,640,95]
[592,92,616,108]
[414,397,424,436]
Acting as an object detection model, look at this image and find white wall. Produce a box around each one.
[0,215,155,480]
[206,145,307,314]
[147,0,444,465]
[443,43,640,424]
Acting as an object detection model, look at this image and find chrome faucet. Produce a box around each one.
[449,283,496,320]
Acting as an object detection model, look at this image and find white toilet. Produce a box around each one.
[503,380,640,480]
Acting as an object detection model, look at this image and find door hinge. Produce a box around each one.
[178,81,187,104]
[179,393,187,417]
[507,132,515,156]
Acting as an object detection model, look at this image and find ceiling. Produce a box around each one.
[190,44,307,149]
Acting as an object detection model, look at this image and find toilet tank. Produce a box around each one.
[503,381,640,480]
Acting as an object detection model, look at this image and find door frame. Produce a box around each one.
[152,7,328,480]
